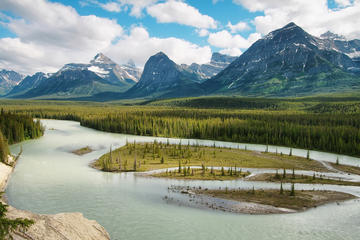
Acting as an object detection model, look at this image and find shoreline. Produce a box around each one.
[0,157,110,240]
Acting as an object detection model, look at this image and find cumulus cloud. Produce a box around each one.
[208,30,261,57]
[219,48,242,57]
[208,30,260,55]
[106,26,212,67]
[0,0,212,74]
[196,29,210,37]
[227,21,250,33]
[100,2,122,12]
[117,0,158,17]
[147,0,217,29]
[233,0,360,39]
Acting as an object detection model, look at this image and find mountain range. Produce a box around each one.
[1,22,360,100]
[6,53,142,98]
[203,22,360,96]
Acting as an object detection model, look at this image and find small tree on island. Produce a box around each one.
[306,150,310,160]
[290,183,295,196]
[280,182,284,195]
[336,156,340,165]
[289,148,292,156]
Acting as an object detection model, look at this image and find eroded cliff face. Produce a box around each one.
[0,161,110,240]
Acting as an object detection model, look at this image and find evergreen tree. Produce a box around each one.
[280,182,284,195]
[290,183,295,196]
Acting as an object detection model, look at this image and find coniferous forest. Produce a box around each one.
[0,109,44,162]
[1,97,359,157]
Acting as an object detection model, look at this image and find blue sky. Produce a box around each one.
[0,0,359,75]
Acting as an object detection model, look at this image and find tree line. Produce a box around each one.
[0,109,44,163]
[2,103,359,157]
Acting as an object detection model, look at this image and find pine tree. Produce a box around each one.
[336,156,340,165]
[290,183,295,196]
[306,150,310,160]
[161,156,164,164]
[221,167,225,176]
[292,168,295,179]
[280,181,284,195]
[289,148,293,156]
[283,169,286,179]
[0,132,10,163]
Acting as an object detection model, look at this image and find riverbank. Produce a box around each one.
[0,158,110,240]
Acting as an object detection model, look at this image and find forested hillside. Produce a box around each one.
[0,110,44,162]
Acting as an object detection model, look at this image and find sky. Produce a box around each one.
[0,0,360,75]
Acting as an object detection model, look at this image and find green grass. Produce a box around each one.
[151,168,250,181]
[93,142,328,173]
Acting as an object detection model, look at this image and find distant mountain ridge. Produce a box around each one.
[202,22,360,96]
[6,53,142,99]
[182,53,237,80]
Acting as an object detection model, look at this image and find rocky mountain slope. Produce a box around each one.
[203,22,360,96]
[0,70,24,95]
[124,52,203,99]
[182,53,237,81]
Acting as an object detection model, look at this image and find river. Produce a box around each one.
[6,119,360,240]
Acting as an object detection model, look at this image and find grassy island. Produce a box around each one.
[72,146,93,156]
[93,141,328,174]
[194,188,356,212]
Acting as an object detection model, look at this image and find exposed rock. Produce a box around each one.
[6,207,110,240]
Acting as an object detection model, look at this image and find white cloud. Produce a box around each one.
[106,26,212,67]
[147,0,217,29]
[0,0,212,75]
[100,2,122,12]
[233,0,360,39]
[227,21,250,33]
[117,0,158,17]
[208,30,260,49]
[196,29,210,37]
[219,48,242,56]
[0,0,123,74]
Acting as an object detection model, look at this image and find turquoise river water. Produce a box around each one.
[6,119,360,240]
